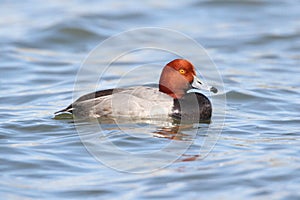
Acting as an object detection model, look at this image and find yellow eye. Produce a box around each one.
[179,69,186,74]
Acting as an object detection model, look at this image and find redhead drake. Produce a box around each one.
[55,59,217,122]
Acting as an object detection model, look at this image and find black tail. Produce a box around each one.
[54,105,73,114]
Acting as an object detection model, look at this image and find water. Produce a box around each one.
[1,0,300,199]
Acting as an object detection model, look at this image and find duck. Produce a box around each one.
[55,59,217,122]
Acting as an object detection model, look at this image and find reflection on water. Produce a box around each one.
[154,125,191,140]
[55,111,211,141]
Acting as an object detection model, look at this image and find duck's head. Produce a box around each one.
[159,59,217,99]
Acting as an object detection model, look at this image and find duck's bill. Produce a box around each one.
[190,76,218,93]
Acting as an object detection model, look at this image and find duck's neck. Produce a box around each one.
[159,84,186,99]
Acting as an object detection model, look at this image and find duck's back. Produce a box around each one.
[70,86,174,119]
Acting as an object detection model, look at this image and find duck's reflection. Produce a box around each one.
[153,125,194,141]
[96,116,207,141]
[57,113,208,141]
[56,114,208,162]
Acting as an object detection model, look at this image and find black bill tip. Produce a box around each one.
[210,86,218,93]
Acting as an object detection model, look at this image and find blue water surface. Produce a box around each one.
[1,0,300,199]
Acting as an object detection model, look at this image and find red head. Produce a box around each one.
[159,59,217,99]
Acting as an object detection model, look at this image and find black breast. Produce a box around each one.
[172,92,212,122]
